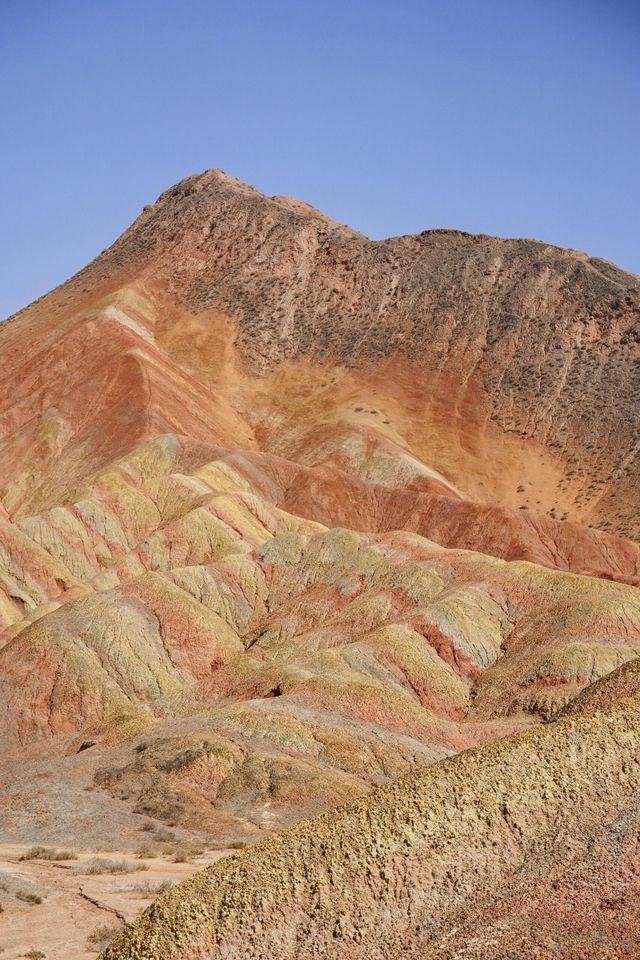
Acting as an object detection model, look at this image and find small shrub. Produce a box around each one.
[93,766,117,786]
[76,858,148,876]
[20,847,77,862]
[172,845,204,863]
[135,844,156,859]
[116,878,173,897]
[22,952,45,960]
[152,828,176,843]
[16,891,42,905]
[86,925,121,952]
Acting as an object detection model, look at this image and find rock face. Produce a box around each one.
[0,170,639,957]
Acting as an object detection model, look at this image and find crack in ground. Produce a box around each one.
[78,884,127,922]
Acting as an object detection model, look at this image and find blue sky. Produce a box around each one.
[1,0,638,318]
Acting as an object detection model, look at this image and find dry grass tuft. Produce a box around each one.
[134,844,157,859]
[172,845,205,863]
[20,847,77,862]
[86,925,121,952]
[113,878,173,898]
[75,858,148,876]
[151,828,176,843]
[15,891,43,905]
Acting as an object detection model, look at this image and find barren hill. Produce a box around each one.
[0,170,639,958]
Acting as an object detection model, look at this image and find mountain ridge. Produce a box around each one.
[2,169,639,539]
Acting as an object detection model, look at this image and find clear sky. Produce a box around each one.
[1,0,638,319]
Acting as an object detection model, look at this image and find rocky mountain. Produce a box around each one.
[0,170,639,958]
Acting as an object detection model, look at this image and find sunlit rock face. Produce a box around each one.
[1,171,639,957]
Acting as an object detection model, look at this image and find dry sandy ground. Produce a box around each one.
[0,844,233,959]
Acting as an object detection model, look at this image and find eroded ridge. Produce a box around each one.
[103,696,640,959]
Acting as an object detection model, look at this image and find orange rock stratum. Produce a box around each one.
[0,170,639,958]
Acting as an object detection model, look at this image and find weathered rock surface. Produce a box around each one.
[103,697,640,960]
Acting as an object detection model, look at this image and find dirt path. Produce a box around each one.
[0,843,232,959]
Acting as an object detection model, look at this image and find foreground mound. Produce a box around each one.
[103,696,640,960]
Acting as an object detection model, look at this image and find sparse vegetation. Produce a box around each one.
[75,858,148,876]
[173,844,205,863]
[115,878,173,897]
[151,827,176,843]
[93,765,118,787]
[20,847,77,862]
[21,951,45,960]
[135,844,157,859]
[15,891,43,905]
[86,925,121,952]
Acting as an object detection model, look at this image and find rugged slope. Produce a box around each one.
[103,695,640,960]
[2,170,640,538]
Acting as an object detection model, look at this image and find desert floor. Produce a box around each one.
[0,844,233,959]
